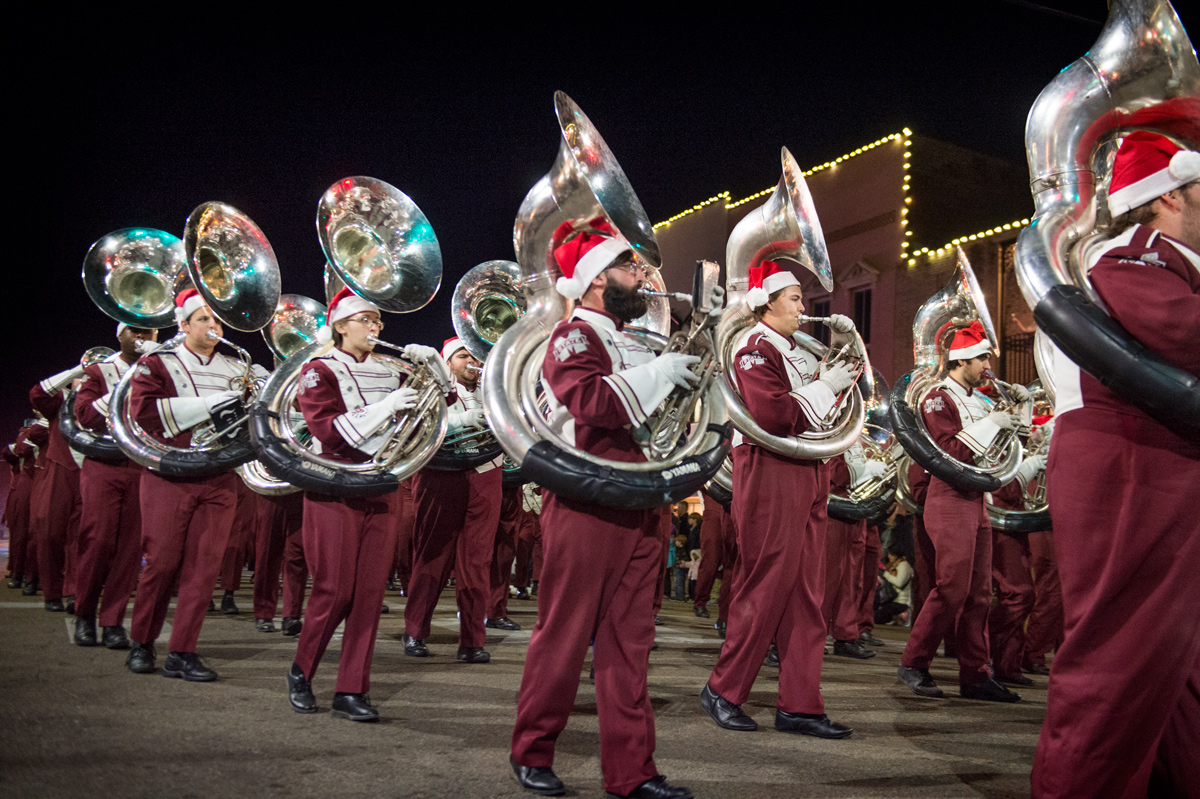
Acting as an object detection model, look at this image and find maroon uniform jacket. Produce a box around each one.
[297,347,402,464]
[130,344,245,449]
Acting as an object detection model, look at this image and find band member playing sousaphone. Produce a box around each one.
[285,287,447,721]
[510,219,699,799]
[700,260,858,739]
[402,335,504,662]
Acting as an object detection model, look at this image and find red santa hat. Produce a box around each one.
[174,288,208,323]
[442,336,466,362]
[947,320,992,361]
[552,218,632,300]
[1108,131,1200,217]
[744,260,801,309]
[317,287,381,345]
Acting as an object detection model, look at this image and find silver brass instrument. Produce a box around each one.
[889,249,1023,492]
[58,347,123,462]
[452,260,525,362]
[250,180,448,498]
[715,147,867,461]
[828,370,898,523]
[987,384,1052,534]
[1014,0,1200,439]
[82,228,189,329]
[482,91,730,509]
[107,204,280,477]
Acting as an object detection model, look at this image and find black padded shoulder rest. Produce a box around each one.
[889,382,1000,494]
[828,488,896,524]
[59,389,126,464]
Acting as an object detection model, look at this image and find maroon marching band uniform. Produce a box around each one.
[985,478,1032,681]
[391,477,416,593]
[1032,224,1200,797]
[128,343,243,656]
[856,522,882,637]
[292,346,401,694]
[1022,527,1063,671]
[693,490,737,628]
[251,490,307,625]
[72,356,145,631]
[511,306,676,796]
[707,320,839,716]
[404,375,503,652]
[28,380,84,604]
[905,460,933,623]
[824,449,872,647]
[6,425,40,587]
[219,479,258,596]
[512,483,543,593]
[488,482,523,623]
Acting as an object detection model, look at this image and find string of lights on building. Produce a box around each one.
[653,127,1031,268]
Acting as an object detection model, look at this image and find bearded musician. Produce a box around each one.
[510,220,698,799]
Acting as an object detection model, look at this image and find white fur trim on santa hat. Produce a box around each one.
[949,340,992,360]
[328,293,380,326]
[117,322,129,338]
[316,325,333,346]
[1109,149,1200,217]
[442,337,466,362]
[175,293,208,323]
[761,270,800,296]
[554,238,631,300]
[744,287,770,309]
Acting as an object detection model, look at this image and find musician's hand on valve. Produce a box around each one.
[987,409,1021,431]
[827,314,855,334]
[387,387,419,414]
[461,408,486,429]
[402,344,438,363]
[204,390,242,414]
[653,353,702,389]
[863,460,888,480]
[1008,384,1031,403]
[818,360,856,394]
[403,344,452,391]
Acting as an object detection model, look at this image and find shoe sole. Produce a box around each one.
[162,669,218,682]
[127,664,156,674]
[510,772,565,797]
[330,710,378,722]
[104,640,131,650]
[775,725,854,739]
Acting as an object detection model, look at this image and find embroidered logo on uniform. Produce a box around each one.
[299,369,320,395]
[553,330,589,362]
[350,407,367,420]
[1140,252,1166,267]
[924,396,944,413]
[739,352,766,370]
[136,364,152,377]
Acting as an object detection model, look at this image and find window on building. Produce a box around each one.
[853,288,872,344]
[811,298,831,346]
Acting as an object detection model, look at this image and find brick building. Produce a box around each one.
[651,129,1040,387]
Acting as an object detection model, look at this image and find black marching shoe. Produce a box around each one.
[380,603,389,614]
[960,677,1021,703]
[859,630,885,647]
[281,617,303,637]
[897,665,944,698]
[65,596,76,615]
[693,605,710,618]
[607,775,694,799]
[510,755,565,796]
[996,672,1034,687]
[775,710,853,739]
[126,642,156,674]
[456,646,491,663]
[716,620,726,639]
[514,588,530,600]
[403,634,429,657]
[102,626,130,650]
[286,663,317,714]
[162,651,218,682]
[21,581,39,596]
[256,618,277,633]
[765,643,780,668]
[699,683,757,731]
[832,639,877,659]
[74,616,98,646]
[653,615,664,626]
[45,599,64,612]
[331,692,378,722]
[6,577,20,589]
[485,617,522,631]
[220,591,239,615]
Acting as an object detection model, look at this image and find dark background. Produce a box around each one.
[6,2,1193,439]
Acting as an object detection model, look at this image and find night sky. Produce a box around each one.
[8,1,1194,440]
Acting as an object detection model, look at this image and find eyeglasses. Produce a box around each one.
[606,261,647,277]
[346,315,384,331]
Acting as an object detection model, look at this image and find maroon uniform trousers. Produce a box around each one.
[514,508,542,589]
[131,470,238,652]
[988,527,1034,680]
[32,460,82,602]
[5,470,33,585]
[391,478,415,592]
[1022,529,1063,668]
[900,480,992,684]
[693,492,737,620]
[294,491,396,693]
[856,524,882,635]
[1031,415,1200,798]
[709,447,830,714]
[652,509,671,616]
[823,516,867,641]
[488,484,522,620]
[252,492,307,621]
[405,467,502,648]
[220,480,258,591]
[74,459,143,626]
[511,495,662,797]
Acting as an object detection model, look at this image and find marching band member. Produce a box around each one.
[251,490,307,636]
[217,479,258,614]
[286,287,443,721]
[124,289,250,681]
[895,321,1029,702]
[513,482,543,599]
[403,336,504,661]
[1032,133,1200,797]
[29,358,89,611]
[693,490,737,638]
[510,220,697,799]
[13,419,47,594]
[700,260,856,740]
[487,481,524,631]
[71,324,158,648]
[4,422,40,591]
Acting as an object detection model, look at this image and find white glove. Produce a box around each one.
[204,390,242,413]
[818,360,856,394]
[707,285,726,312]
[987,409,1021,431]
[403,344,439,363]
[134,339,161,354]
[40,364,87,394]
[251,364,270,380]
[652,353,702,390]
[460,408,486,428]
[1016,452,1047,487]
[863,460,888,480]
[827,314,855,334]
[387,387,419,414]
[403,344,451,391]
[1007,384,1031,403]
